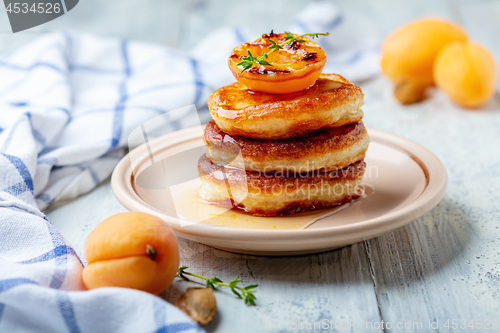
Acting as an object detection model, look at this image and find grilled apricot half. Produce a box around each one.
[229,32,327,94]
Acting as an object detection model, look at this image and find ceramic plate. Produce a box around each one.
[111,126,447,256]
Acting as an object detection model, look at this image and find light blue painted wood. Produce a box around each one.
[358,0,500,327]
[363,76,500,332]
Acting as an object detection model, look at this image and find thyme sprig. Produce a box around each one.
[236,31,330,72]
[177,266,257,306]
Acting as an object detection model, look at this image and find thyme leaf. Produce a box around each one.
[176,266,258,306]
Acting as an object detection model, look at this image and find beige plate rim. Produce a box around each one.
[111,126,448,251]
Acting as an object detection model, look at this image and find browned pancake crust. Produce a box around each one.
[198,155,365,193]
[198,155,366,216]
[208,73,364,139]
[199,193,361,217]
[237,195,361,217]
[204,120,367,170]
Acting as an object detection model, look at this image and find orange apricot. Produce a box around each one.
[381,18,468,86]
[433,41,498,108]
[228,32,327,94]
[82,212,179,295]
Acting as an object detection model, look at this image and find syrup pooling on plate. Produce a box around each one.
[173,182,374,230]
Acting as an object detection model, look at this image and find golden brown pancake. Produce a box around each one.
[208,73,364,140]
[197,155,366,217]
[204,120,370,173]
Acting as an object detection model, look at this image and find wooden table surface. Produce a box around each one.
[12,0,496,332]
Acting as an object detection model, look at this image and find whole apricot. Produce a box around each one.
[434,41,498,108]
[381,18,468,86]
[83,212,179,295]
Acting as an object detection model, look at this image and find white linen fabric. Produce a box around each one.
[0,3,378,332]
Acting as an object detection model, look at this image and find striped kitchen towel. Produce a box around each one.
[0,4,378,333]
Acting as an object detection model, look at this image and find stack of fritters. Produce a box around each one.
[199,74,369,217]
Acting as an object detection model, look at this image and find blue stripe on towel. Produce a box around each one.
[190,58,203,105]
[46,224,68,289]
[63,31,73,64]
[36,193,56,206]
[154,323,201,333]
[37,156,57,165]
[88,166,100,186]
[122,39,132,77]
[0,113,30,153]
[1,181,31,196]
[49,107,71,122]
[17,245,77,264]
[154,299,167,331]
[38,146,59,156]
[69,65,121,74]
[327,14,343,30]
[56,293,82,333]
[43,220,84,333]
[0,278,38,294]
[0,203,40,217]
[10,101,27,107]
[108,40,131,152]
[234,28,246,44]
[31,127,46,146]
[0,61,66,75]
[109,84,126,151]
[1,153,34,196]
[154,298,201,333]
